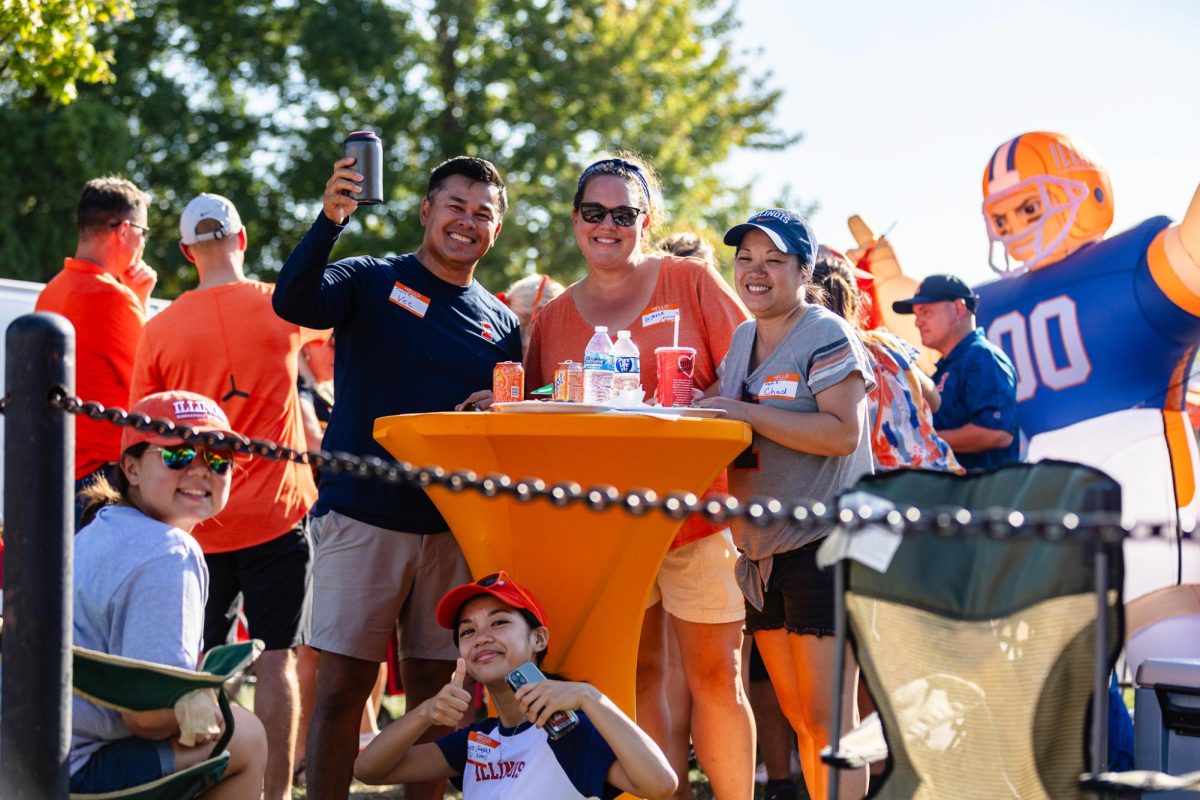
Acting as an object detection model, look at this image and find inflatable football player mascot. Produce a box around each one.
[975,132,1200,669]
[853,131,1200,665]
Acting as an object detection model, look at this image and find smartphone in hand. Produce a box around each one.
[505,661,579,740]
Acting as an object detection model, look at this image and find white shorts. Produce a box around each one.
[647,528,745,624]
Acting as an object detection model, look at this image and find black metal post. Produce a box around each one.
[1090,543,1109,789]
[828,557,849,800]
[1,313,74,799]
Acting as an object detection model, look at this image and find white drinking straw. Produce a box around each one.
[672,314,680,348]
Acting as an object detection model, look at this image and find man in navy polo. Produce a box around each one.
[893,274,1019,471]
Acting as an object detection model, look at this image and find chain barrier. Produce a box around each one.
[42,387,1193,542]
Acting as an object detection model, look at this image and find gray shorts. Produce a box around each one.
[309,510,471,662]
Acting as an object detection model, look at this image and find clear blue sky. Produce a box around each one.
[723,0,1200,288]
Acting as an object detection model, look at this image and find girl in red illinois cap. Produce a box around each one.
[355,571,677,799]
[69,391,267,798]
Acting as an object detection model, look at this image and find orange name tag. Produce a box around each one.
[759,373,800,399]
[467,731,501,765]
[641,304,680,327]
[389,282,431,318]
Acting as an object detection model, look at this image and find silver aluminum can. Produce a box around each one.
[342,131,384,205]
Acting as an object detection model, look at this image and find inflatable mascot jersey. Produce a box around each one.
[973,131,1200,606]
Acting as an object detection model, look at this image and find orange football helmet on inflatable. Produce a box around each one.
[982,131,1114,274]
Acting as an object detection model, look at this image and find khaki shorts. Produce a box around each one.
[647,528,745,624]
[309,510,471,662]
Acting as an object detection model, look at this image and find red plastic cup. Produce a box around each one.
[655,346,697,408]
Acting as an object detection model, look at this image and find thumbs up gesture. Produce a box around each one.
[425,658,472,727]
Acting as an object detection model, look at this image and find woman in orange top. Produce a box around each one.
[522,155,753,798]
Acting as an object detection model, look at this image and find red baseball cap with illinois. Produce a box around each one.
[436,571,548,630]
[121,390,250,458]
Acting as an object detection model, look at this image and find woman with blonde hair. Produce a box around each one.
[462,153,754,798]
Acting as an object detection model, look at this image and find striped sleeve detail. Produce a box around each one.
[807,338,858,392]
[1149,227,1200,317]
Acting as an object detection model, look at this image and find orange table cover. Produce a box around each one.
[373,411,751,717]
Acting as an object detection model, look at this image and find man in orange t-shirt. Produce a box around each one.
[36,176,158,526]
[130,194,326,800]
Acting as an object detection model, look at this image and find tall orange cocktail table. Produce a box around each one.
[374,411,750,717]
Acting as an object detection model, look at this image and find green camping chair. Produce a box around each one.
[818,460,1200,799]
[70,639,261,800]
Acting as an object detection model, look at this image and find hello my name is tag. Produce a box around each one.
[641,304,680,328]
[466,731,501,765]
[758,373,800,399]
[389,282,431,318]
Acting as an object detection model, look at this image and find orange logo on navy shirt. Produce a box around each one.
[481,321,496,342]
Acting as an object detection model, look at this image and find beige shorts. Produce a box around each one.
[309,510,471,663]
[647,528,745,624]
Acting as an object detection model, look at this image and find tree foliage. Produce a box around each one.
[0,0,134,104]
[0,0,796,296]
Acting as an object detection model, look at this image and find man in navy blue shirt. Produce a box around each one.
[893,275,1020,471]
[273,154,521,800]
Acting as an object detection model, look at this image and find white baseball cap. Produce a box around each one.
[180,193,243,245]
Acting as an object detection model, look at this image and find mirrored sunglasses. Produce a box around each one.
[148,444,233,475]
[576,203,644,227]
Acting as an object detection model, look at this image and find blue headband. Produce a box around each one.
[577,158,653,208]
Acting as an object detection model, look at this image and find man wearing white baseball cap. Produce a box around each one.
[179,192,244,245]
[130,192,329,800]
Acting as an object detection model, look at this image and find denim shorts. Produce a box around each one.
[743,540,836,637]
[70,736,174,793]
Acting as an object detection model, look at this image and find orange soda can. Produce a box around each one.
[565,361,584,403]
[553,361,570,401]
[493,361,525,403]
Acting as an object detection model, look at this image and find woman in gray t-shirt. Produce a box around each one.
[696,209,874,800]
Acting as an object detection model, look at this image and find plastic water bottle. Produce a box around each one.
[583,326,614,404]
[611,330,641,395]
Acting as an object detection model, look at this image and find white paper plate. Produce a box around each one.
[606,406,727,419]
[491,401,725,418]
[491,401,610,414]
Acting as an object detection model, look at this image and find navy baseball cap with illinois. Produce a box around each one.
[723,208,817,268]
[436,570,548,630]
[892,274,980,314]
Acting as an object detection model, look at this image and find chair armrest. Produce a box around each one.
[72,640,263,714]
[199,641,262,679]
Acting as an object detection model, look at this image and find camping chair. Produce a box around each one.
[819,460,1200,799]
[69,639,261,800]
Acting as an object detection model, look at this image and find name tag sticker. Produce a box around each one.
[641,304,680,328]
[389,282,431,318]
[467,731,501,765]
[759,373,800,399]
